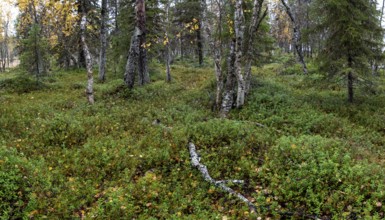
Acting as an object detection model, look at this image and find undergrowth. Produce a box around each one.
[0,61,384,219]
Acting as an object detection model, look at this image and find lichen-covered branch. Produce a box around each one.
[188,142,257,212]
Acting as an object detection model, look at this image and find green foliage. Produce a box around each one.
[36,113,87,148]
[262,135,385,217]
[0,146,47,219]
[0,74,47,94]
[108,0,165,73]
[311,0,384,101]
[19,24,50,77]
[0,61,384,219]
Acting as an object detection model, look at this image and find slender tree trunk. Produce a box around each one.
[4,20,9,69]
[348,56,354,103]
[34,26,40,80]
[214,48,223,109]
[179,32,183,60]
[0,44,5,72]
[244,0,267,94]
[201,0,223,109]
[114,0,119,31]
[77,1,87,68]
[165,2,172,82]
[136,0,149,85]
[166,49,171,82]
[281,0,308,74]
[80,5,95,104]
[234,0,246,108]
[124,30,139,88]
[220,39,236,117]
[197,22,203,66]
[138,43,149,85]
[381,0,385,25]
[99,0,108,82]
[124,0,149,88]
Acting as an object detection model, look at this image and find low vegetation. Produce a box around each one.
[1,60,384,219]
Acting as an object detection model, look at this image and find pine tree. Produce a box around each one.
[313,0,383,102]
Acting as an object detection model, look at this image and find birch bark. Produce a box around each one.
[201,0,223,108]
[80,9,95,104]
[220,39,236,117]
[244,0,267,94]
[234,0,246,108]
[281,0,308,74]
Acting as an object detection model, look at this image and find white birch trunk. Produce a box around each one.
[281,0,308,75]
[80,12,95,104]
[220,39,236,117]
[244,0,267,94]
[201,0,223,109]
[234,0,246,108]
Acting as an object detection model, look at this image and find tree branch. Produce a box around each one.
[188,142,257,212]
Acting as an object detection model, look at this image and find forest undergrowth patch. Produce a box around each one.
[0,62,384,219]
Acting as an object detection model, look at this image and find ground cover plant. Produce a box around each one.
[1,60,384,219]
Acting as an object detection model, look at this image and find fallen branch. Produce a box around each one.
[216,180,244,184]
[188,142,323,219]
[188,142,257,212]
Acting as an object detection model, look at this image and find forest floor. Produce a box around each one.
[1,61,385,219]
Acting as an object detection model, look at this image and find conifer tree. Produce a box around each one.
[20,24,49,78]
[313,0,383,102]
[175,0,204,65]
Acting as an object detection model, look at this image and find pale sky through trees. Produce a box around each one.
[1,0,18,35]
[1,0,385,35]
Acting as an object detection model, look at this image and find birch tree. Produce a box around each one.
[244,0,268,94]
[281,0,308,74]
[234,0,246,108]
[200,0,223,108]
[80,0,95,104]
[0,16,10,72]
[200,0,267,116]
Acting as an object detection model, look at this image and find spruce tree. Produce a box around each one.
[20,24,50,79]
[175,0,204,65]
[313,0,383,102]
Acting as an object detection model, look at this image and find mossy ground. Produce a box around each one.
[1,61,384,219]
